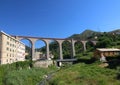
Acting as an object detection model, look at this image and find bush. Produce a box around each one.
[48,63,120,85]
[15,60,32,69]
[0,60,57,85]
[4,68,48,85]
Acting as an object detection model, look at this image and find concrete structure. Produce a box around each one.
[94,48,120,62]
[34,52,45,60]
[56,58,77,66]
[0,31,25,64]
[33,60,53,68]
[12,35,97,60]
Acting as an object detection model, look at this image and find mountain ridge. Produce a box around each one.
[69,29,120,39]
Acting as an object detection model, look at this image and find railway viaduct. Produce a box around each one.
[12,35,98,60]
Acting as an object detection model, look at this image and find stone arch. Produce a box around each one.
[49,39,59,59]
[34,39,46,60]
[20,38,33,60]
[74,40,84,55]
[16,37,32,42]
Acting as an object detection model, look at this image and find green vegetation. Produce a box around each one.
[48,63,120,85]
[95,32,120,48]
[4,67,56,85]
[1,29,120,85]
[0,61,57,85]
[46,29,120,85]
[39,29,120,59]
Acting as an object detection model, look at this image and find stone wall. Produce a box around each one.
[33,60,54,68]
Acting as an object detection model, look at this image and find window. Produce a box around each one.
[6,59,8,62]
[7,36,9,40]
[7,42,9,45]
[10,49,11,52]
[6,47,9,51]
[6,54,8,57]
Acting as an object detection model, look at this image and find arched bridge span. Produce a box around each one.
[12,35,98,60]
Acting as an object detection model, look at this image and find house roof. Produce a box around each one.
[97,48,120,52]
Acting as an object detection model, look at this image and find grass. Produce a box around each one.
[0,61,57,85]
[0,52,120,85]
[48,63,120,85]
[4,68,52,85]
[48,52,120,85]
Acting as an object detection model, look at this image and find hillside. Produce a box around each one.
[48,63,120,85]
[109,29,120,34]
[69,29,99,39]
[69,29,120,40]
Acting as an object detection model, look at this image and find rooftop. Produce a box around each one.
[97,48,120,52]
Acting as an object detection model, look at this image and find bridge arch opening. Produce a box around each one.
[86,41,95,52]
[34,40,46,60]
[74,41,83,56]
[49,40,59,59]
[62,40,71,59]
[20,39,32,60]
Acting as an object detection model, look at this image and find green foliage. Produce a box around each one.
[70,29,100,40]
[117,67,120,80]
[38,30,120,59]
[75,42,83,55]
[96,38,111,48]
[0,61,57,85]
[25,46,31,53]
[15,60,32,69]
[1,29,120,85]
[49,42,59,59]
[48,63,120,85]
[62,41,71,58]
[95,33,120,48]
[86,42,95,52]
[4,68,48,85]
[25,55,32,60]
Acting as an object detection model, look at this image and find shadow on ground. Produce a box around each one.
[117,74,120,80]
[74,57,96,64]
[106,57,120,69]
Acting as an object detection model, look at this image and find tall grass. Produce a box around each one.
[49,63,120,85]
[0,61,57,85]
[4,68,48,85]
[0,63,17,85]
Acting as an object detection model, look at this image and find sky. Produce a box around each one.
[0,0,120,39]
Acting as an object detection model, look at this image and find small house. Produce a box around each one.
[94,48,120,62]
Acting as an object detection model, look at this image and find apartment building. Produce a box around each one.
[0,31,25,64]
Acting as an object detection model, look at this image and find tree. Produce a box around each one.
[96,36,111,48]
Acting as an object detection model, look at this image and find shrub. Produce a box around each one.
[48,63,120,85]
[0,60,57,85]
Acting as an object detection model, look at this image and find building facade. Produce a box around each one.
[0,31,25,64]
